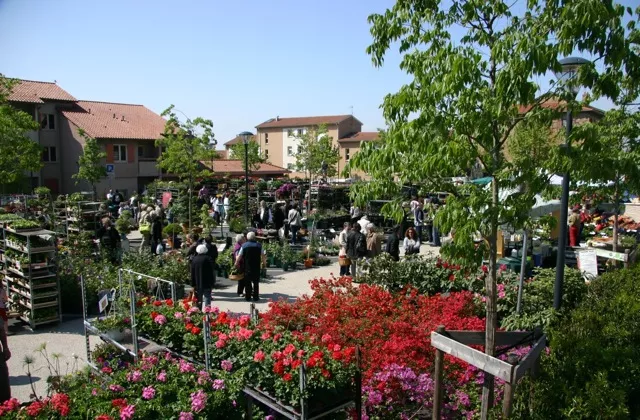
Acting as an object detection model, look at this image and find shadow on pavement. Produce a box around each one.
[10,375,40,386]
[212,290,297,305]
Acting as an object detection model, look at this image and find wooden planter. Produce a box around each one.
[430,326,546,419]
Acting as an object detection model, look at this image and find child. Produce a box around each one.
[0,283,8,335]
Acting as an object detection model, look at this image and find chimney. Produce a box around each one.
[113,113,116,118]
[276,116,280,121]
[121,115,125,121]
[88,108,91,114]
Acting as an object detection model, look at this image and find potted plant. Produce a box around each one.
[200,204,217,236]
[217,248,232,278]
[280,244,296,271]
[304,246,314,268]
[93,315,131,341]
[163,223,183,249]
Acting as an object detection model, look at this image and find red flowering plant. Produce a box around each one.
[260,276,485,382]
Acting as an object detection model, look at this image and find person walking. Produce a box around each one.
[568,206,581,247]
[190,244,215,309]
[150,213,163,255]
[366,223,382,258]
[235,232,265,302]
[414,203,424,241]
[338,222,351,276]
[223,193,231,223]
[273,204,285,232]
[346,223,367,279]
[385,225,401,261]
[232,234,247,297]
[403,227,421,255]
[287,205,302,245]
[96,217,121,264]
[358,215,370,235]
[0,316,11,404]
[138,204,152,254]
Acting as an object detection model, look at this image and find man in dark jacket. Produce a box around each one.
[204,235,218,269]
[273,205,285,231]
[150,213,163,255]
[190,244,215,309]
[235,232,265,302]
[346,223,367,279]
[97,218,121,264]
[385,225,401,262]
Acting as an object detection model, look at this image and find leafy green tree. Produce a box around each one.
[0,75,42,191]
[571,108,640,253]
[348,0,639,414]
[294,124,340,180]
[156,105,216,228]
[72,128,107,198]
[228,138,266,172]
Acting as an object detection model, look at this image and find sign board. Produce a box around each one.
[593,248,628,262]
[106,164,115,179]
[98,294,109,314]
[578,249,599,279]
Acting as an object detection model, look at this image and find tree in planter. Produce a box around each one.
[228,137,266,172]
[163,223,183,249]
[156,105,216,229]
[0,75,42,193]
[349,0,639,414]
[73,129,107,199]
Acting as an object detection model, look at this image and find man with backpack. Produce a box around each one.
[346,223,367,280]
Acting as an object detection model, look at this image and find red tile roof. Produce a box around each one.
[203,160,290,176]
[256,115,355,129]
[338,131,379,143]
[224,135,254,146]
[62,101,166,140]
[5,79,76,103]
[518,100,604,115]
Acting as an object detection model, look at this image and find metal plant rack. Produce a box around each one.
[80,269,363,419]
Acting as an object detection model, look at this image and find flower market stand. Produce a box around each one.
[430,326,546,420]
[244,348,362,420]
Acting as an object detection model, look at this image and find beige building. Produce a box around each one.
[7,79,166,197]
[223,115,379,179]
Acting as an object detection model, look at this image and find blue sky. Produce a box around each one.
[0,0,404,146]
[0,0,636,147]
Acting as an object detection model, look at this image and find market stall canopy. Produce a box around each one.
[550,175,614,188]
[469,177,493,186]
[497,186,561,218]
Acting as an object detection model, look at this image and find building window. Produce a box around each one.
[297,128,305,136]
[42,146,57,162]
[265,133,269,144]
[138,146,144,157]
[287,146,293,156]
[265,149,269,159]
[297,145,302,154]
[287,163,294,170]
[114,144,127,162]
[345,148,350,161]
[287,129,293,137]
[40,114,55,130]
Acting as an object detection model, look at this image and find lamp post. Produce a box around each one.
[238,131,253,225]
[553,56,588,310]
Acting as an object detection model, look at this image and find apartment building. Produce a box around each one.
[224,115,379,179]
[7,79,166,196]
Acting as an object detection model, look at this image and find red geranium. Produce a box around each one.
[111,399,128,409]
[25,401,47,417]
[96,415,114,420]
[153,301,162,307]
[191,327,202,335]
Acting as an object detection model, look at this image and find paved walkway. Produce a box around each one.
[6,242,439,402]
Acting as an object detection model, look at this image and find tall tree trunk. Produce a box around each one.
[481,178,499,419]
[612,175,619,254]
[188,177,193,230]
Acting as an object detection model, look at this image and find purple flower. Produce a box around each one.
[220,359,233,372]
[120,404,135,420]
[212,379,225,390]
[109,384,125,393]
[92,388,98,396]
[179,413,194,420]
[190,389,207,413]
[156,370,167,382]
[265,416,276,420]
[142,386,156,400]
[154,314,167,325]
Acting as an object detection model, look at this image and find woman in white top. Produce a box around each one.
[287,206,301,245]
[338,222,351,276]
[403,227,421,255]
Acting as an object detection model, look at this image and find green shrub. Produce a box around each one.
[229,217,246,234]
[512,266,640,419]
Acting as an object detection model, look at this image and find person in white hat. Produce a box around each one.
[190,244,216,309]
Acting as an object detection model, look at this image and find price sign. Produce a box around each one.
[98,294,109,314]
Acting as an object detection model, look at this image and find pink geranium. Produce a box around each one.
[154,314,167,325]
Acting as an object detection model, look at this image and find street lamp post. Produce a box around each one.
[238,131,253,225]
[553,56,588,310]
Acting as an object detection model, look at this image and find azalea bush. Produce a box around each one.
[260,276,485,382]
